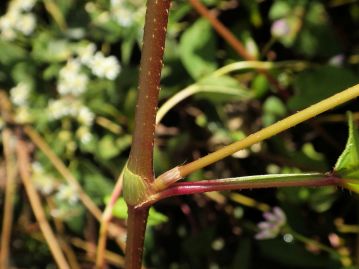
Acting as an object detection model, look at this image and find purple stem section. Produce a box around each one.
[139,175,343,207]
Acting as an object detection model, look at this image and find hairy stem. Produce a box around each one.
[143,173,342,207]
[125,1,171,268]
[178,83,359,178]
[125,207,149,269]
[127,0,171,182]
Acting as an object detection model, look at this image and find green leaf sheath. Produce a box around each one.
[335,112,359,193]
[335,112,359,178]
[123,165,150,206]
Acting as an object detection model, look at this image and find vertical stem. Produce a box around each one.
[1,129,17,269]
[125,1,171,268]
[125,207,149,269]
[128,0,171,182]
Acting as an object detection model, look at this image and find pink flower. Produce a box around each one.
[255,207,286,240]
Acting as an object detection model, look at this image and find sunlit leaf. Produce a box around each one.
[335,112,359,180]
[110,197,168,226]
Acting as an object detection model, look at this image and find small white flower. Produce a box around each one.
[56,184,79,205]
[58,59,88,96]
[76,126,93,144]
[10,82,30,106]
[90,52,121,80]
[14,107,31,123]
[78,43,96,65]
[10,0,37,12]
[15,13,36,35]
[48,99,78,119]
[19,0,37,12]
[77,106,94,126]
[255,207,286,240]
[31,162,57,195]
[112,8,133,27]
[0,11,19,40]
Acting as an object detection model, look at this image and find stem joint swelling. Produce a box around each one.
[123,166,153,206]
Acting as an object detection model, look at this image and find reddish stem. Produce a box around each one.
[125,207,149,269]
[125,1,171,268]
[128,0,171,182]
[140,175,343,207]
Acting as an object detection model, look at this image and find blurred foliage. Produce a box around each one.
[0,0,359,268]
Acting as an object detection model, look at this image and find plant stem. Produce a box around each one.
[127,0,171,182]
[143,173,341,207]
[188,0,285,95]
[125,0,171,268]
[16,132,70,269]
[1,129,17,269]
[24,126,102,220]
[188,0,252,60]
[156,60,310,124]
[178,83,359,178]
[96,171,124,269]
[125,207,149,269]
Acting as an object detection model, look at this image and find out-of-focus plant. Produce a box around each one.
[1,0,359,269]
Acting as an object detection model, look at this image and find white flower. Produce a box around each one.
[14,107,31,123]
[0,11,18,40]
[76,126,93,144]
[0,1,37,39]
[255,207,286,240]
[112,8,133,27]
[10,82,30,106]
[15,13,36,35]
[48,99,78,119]
[90,52,121,80]
[31,162,57,195]
[10,0,37,12]
[77,43,96,65]
[56,184,79,205]
[58,59,88,96]
[77,106,94,126]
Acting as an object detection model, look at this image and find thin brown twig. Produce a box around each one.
[23,126,102,220]
[15,133,70,269]
[46,197,82,269]
[188,0,253,60]
[188,0,286,95]
[0,129,17,269]
[23,126,127,252]
[71,237,125,267]
[96,171,124,269]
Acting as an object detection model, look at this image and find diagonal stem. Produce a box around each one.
[16,132,70,269]
[177,83,359,178]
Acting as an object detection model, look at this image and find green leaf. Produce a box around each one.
[180,18,217,79]
[110,197,168,226]
[335,112,359,179]
[0,40,27,64]
[288,66,358,110]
